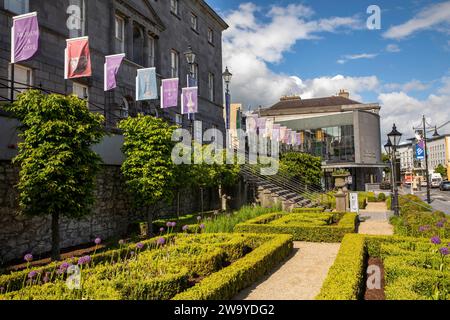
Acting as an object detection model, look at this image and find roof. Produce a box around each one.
[258,95,380,116]
[199,1,229,30]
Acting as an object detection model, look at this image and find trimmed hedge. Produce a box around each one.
[172,234,293,300]
[317,234,450,300]
[291,208,324,213]
[316,234,366,300]
[234,211,358,242]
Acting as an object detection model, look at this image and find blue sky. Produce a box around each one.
[207,0,450,137]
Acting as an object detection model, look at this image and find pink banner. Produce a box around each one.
[181,87,198,114]
[161,78,179,108]
[12,12,39,63]
[104,54,125,91]
[65,37,92,79]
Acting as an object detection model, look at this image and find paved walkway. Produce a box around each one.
[358,202,394,236]
[234,242,340,300]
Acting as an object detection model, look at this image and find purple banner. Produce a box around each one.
[257,118,266,130]
[104,54,125,91]
[181,87,198,114]
[161,78,179,108]
[225,92,231,129]
[273,124,281,142]
[12,12,39,63]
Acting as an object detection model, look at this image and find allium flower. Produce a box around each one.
[130,251,135,256]
[182,225,189,232]
[157,237,166,246]
[59,262,70,271]
[439,247,449,256]
[77,255,91,266]
[43,272,50,283]
[171,222,177,228]
[94,237,102,245]
[118,239,125,246]
[200,224,206,229]
[197,216,202,221]
[136,242,144,250]
[160,227,165,233]
[166,222,172,228]
[419,225,429,232]
[28,270,37,279]
[24,253,33,263]
[431,236,441,245]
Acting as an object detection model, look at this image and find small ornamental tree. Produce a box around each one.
[119,115,176,236]
[279,152,322,189]
[435,164,447,179]
[5,90,105,261]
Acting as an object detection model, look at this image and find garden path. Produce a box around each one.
[358,202,394,236]
[234,242,340,300]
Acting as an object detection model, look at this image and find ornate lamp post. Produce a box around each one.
[222,66,232,130]
[387,124,402,216]
[184,46,196,136]
[384,138,394,210]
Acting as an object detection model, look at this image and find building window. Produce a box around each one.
[10,64,32,100]
[170,0,178,15]
[5,0,29,14]
[119,97,129,118]
[133,24,144,66]
[68,0,86,38]
[148,35,155,67]
[208,28,214,44]
[73,82,89,101]
[192,63,199,85]
[170,50,179,78]
[191,13,198,31]
[175,114,183,126]
[115,15,125,52]
[208,73,215,102]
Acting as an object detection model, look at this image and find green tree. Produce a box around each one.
[434,164,447,178]
[5,90,105,260]
[279,152,322,189]
[119,115,176,236]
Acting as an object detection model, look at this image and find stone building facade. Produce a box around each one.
[0,0,228,130]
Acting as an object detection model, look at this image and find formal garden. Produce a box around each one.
[0,91,449,300]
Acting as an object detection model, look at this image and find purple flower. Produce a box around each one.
[59,262,70,272]
[130,251,135,256]
[171,222,177,228]
[43,272,50,283]
[419,225,429,232]
[24,253,33,263]
[28,270,37,279]
[200,224,206,230]
[157,237,166,246]
[136,242,144,250]
[77,255,91,266]
[182,225,189,232]
[439,247,449,256]
[94,237,102,245]
[160,227,165,233]
[431,236,441,245]
[166,222,172,228]
[118,239,125,246]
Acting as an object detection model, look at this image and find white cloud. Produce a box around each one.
[223,3,364,107]
[336,53,378,64]
[379,78,450,138]
[386,44,401,52]
[383,1,450,39]
[384,80,430,92]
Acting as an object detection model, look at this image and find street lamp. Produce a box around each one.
[223,66,232,131]
[184,46,196,135]
[433,126,440,138]
[384,138,394,210]
[387,124,402,216]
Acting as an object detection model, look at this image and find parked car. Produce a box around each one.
[440,181,450,191]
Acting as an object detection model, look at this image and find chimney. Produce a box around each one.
[338,89,349,99]
[280,95,301,101]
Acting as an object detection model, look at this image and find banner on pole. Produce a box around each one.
[280,126,287,143]
[225,92,231,129]
[65,37,92,79]
[136,68,158,101]
[416,140,425,160]
[181,87,198,114]
[104,53,125,91]
[246,114,257,133]
[11,12,39,63]
[161,78,179,108]
[272,124,281,142]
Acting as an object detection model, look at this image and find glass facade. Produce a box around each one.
[298,125,355,163]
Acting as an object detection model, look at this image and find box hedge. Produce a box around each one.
[234,211,357,242]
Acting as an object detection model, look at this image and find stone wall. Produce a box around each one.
[0,161,219,264]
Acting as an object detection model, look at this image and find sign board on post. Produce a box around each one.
[416,140,425,160]
[349,192,359,214]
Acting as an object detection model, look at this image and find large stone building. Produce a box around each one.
[256,90,385,191]
[0,0,228,130]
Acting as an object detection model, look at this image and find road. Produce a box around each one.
[400,187,450,214]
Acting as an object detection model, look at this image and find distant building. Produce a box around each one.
[255,90,385,191]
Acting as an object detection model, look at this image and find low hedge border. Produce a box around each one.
[316,234,450,300]
[172,234,293,300]
[234,212,357,242]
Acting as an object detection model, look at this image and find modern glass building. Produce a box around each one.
[257,91,386,191]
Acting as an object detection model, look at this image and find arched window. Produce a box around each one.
[133,25,144,66]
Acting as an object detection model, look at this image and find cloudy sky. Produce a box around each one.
[208,0,450,139]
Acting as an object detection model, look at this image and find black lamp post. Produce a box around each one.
[384,138,394,210]
[184,46,196,136]
[387,124,402,216]
[223,66,232,130]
